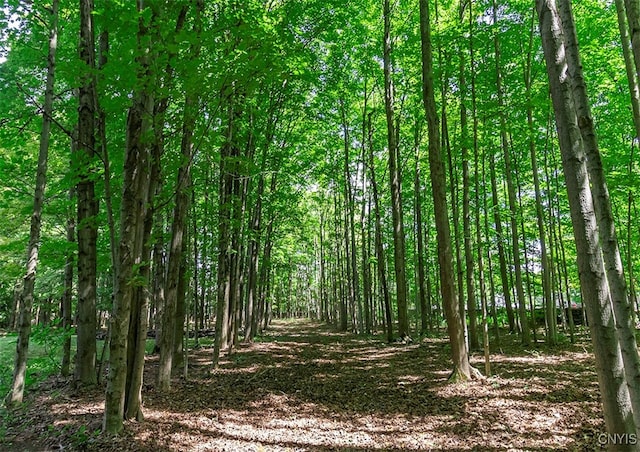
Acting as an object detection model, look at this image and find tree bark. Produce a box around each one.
[213,86,242,366]
[413,123,429,336]
[158,0,202,389]
[61,182,75,377]
[525,7,555,346]
[383,0,409,339]
[103,1,157,433]
[76,0,98,387]
[559,0,640,433]
[536,0,638,440]
[460,0,477,350]
[491,0,529,345]
[419,0,475,381]
[5,0,59,407]
[367,113,393,343]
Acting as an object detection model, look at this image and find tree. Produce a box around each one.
[5,0,59,408]
[383,0,409,339]
[75,0,99,387]
[103,0,158,433]
[419,0,476,381]
[158,0,203,392]
[536,0,638,440]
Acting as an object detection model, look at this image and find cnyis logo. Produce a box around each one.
[597,433,638,446]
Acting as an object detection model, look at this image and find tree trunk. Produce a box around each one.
[76,0,98,387]
[245,170,265,341]
[158,21,201,388]
[340,100,362,333]
[414,124,429,336]
[61,182,75,377]
[559,0,640,433]
[491,0,529,345]
[419,0,475,381]
[615,0,640,142]
[213,87,241,366]
[524,7,554,346]
[5,0,58,408]
[536,0,637,440]
[367,112,393,343]
[103,1,157,433]
[383,0,409,339]
[625,0,640,86]
[460,0,477,350]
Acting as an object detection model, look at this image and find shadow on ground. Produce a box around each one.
[1,319,605,451]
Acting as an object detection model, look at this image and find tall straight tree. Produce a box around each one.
[413,123,429,336]
[460,0,478,350]
[366,113,393,342]
[419,0,476,381]
[491,0,530,345]
[524,7,554,346]
[103,0,158,433]
[76,0,99,387]
[340,99,361,333]
[559,0,640,431]
[213,87,242,367]
[536,0,638,440]
[61,183,75,377]
[158,0,203,392]
[382,0,409,339]
[5,0,59,408]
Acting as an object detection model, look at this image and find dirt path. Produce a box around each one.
[2,319,604,451]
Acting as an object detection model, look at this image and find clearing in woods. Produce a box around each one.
[2,319,604,451]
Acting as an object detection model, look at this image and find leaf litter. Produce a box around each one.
[1,319,605,451]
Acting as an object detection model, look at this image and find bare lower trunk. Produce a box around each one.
[5,0,58,408]
[76,0,98,387]
[419,0,475,380]
[537,0,637,440]
[559,0,640,433]
[103,2,156,433]
[383,0,409,338]
[61,183,75,377]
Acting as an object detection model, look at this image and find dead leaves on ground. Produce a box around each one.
[2,320,605,451]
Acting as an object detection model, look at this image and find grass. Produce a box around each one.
[0,327,76,401]
[0,327,214,402]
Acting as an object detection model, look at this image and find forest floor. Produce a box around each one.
[1,319,605,451]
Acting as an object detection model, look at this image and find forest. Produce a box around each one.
[1,0,640,450]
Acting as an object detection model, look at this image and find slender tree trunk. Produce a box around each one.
[214,87,242,366]
[628,147,638,325]
[469,8,490,372]
[257,173,277,333]
[488,147,515,335]
[158,6,201,386]
[172,242,188,371]
[414,124,429,336]
[76,0,98,387]
[444,106,465,342]
[61,182,75,377]
[625,0,640,85]
[491,0,529,345]
[245,171,265,341]
[5,0,58,408]
[367,113,393,343]
[524,7,555,346]
[537,0,638,440]
[460,0,478,350]
[419,0,476,381]
[383,0,409,339]
[103,1,157,433]
[96,2,118,294]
